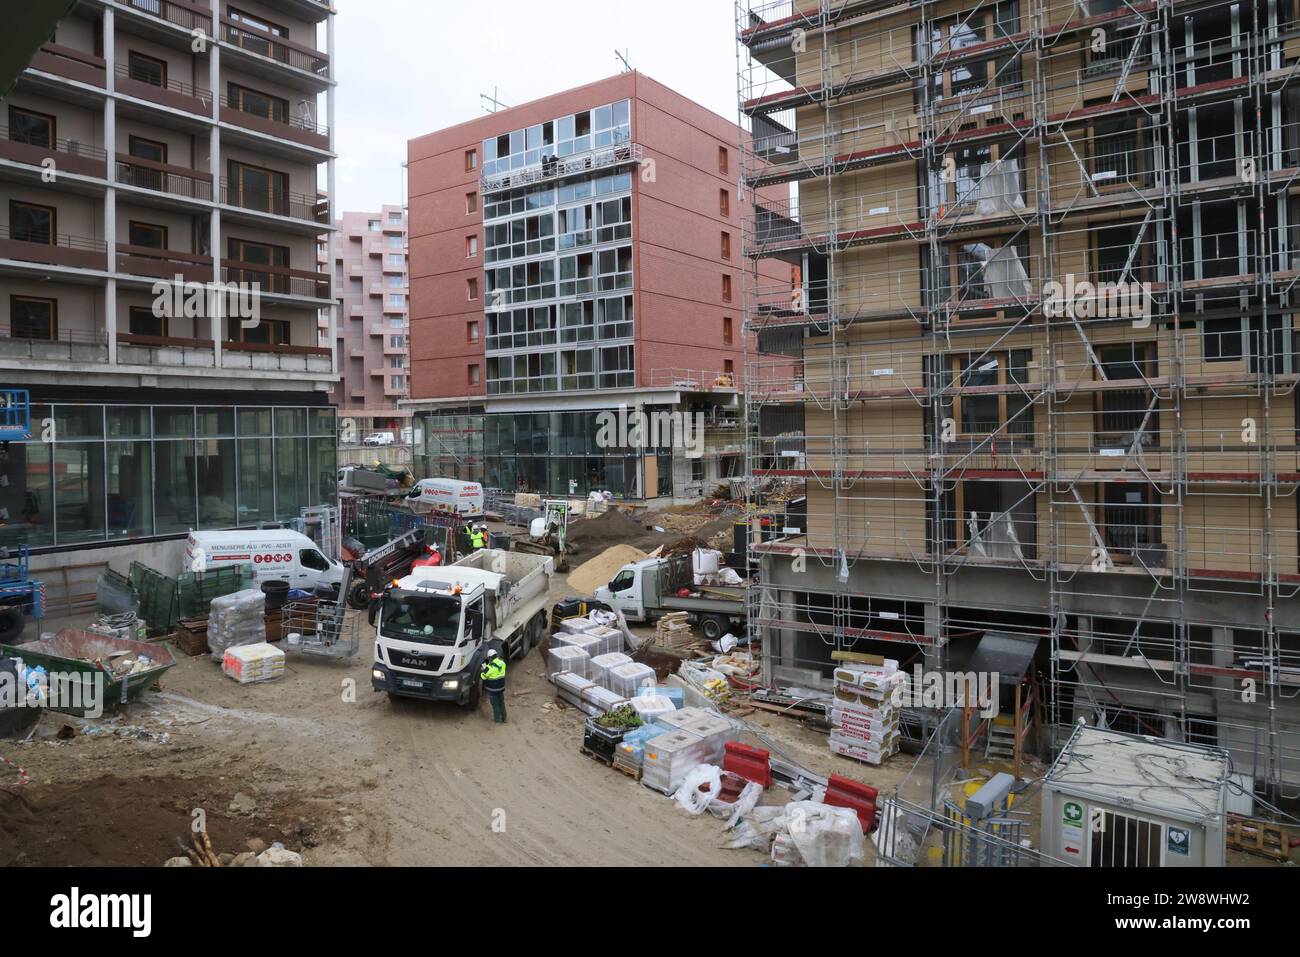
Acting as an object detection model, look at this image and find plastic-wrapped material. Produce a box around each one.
[672,764,722,815]
[581,684,627,713]
[222,642,285,684]
[608,661,656,699]
[589,651,633,689]
[627,693,676,724]
[552,632,603,660]
[656,708,733,762]
[639,684,684,709]
[547,644,591,679]
[782,802,866,867]
[710,779,764,826]
[642,728,719,794]
[554,671,595,710]
[207,589,266,662]
[582,624,621,656]
[558,616,597,635]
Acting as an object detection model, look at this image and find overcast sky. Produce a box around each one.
[332,0,743,213]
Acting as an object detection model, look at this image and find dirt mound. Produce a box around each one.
[568,508,667,551]
[566,544,647,596]
[0,774,331,866]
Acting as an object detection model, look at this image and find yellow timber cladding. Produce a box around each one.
[737,0,1300,798]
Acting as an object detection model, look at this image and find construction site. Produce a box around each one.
[735,0,1300,815]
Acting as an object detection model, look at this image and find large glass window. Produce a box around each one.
[196,439,237,526]
[108,441,152,539]
[275,437,309,520]
[237,437,275,524]
[155,440,197,534]
[54,443,105,544]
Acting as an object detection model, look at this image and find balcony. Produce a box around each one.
[219,95,329,151]
[220,18,330,79]
[221,339,332,374]
[116,154,214,200]
[118,0,212,32]
[0,326,108,365]
[28,44,106,88]
[115,64,212,118]
[220,179,329,223]
[480,138,642,195]
[0,126,107,179]
[117,334,217,370]
[222,261,330,299]
[117,245,213,284]
[0,225,107,271]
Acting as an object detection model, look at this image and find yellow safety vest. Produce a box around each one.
[482,658,506,681]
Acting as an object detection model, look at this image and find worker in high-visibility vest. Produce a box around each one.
[481,648,507,723]
[469,524,487,550]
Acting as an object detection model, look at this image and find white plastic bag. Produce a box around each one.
[672,764,722,815]
[709,779,764,826]
[783,801,865,867]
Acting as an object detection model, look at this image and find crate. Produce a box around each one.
[582,718,632,765]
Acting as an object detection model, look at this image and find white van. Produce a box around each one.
[185,530,345,593]
[408,479,484,520]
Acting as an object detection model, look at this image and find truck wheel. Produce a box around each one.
[347,581,370,610]
[464,679,481,709]
[0,605,23,644]
[701,614,729,643]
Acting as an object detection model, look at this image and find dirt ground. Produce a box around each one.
[0,567,911,867]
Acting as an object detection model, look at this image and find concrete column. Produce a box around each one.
[326,9,337,379]
[209,5,222,365]
[104,8,116,364]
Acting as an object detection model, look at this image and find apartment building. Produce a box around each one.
[737,0,1300,799]
[326,205,410,437]
[406,71,785,501]
[0,0,337,578]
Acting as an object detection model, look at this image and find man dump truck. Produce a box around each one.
[371,548,553,708]
[594,553,745,642]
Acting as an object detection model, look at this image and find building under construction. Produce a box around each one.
[736,0,1300,801]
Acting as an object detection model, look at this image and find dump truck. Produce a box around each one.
[371,548,554,708]
[593,553,745,642]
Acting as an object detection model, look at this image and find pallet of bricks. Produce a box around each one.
[655,612,694,652]
[828,655,904,766]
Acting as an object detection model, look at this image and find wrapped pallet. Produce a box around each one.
[207,589,266,663]
[547,645,591,680]
[608,661,656,699]
[589,651,633,689]
[222,642,285,684]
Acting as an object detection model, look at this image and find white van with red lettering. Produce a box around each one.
[408,479,484,520]
[184,530,344,593]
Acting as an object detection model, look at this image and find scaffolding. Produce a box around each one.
[737,0,1300,802]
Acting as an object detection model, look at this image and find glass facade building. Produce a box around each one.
[480,100,637,397]
[0,403,337,550]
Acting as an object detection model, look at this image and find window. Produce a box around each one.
[128,305,166,337]
[228,6,288,38]
[466,235,478,258]
[388,211,403,224]
[722,274,732,302]
[227,160,288,215]
[467,321,479,341]
[10,295,56,340]
[465,149,478,171]
[468,364,481,385]
[467,277,479,301]
[721,231,731,260]
[466,192,478,214]
[8,106,54,148]
[724,359,735,376]
[938,350,1035,438]
[128,221,167,249]
[127,51,167,87]
[9,200,54,244]
[720,189,730,216]
[368,219,380,231]
[300,548,329,571]
[719,146,730,175]
[387,294,404,308]
[1203,317,1245,362]
[1100,483,1161,558]
[1096,343,1157,441]
[723,316,733,345]
[227,237,290,293]
[227,82,288,124]
[228,316,289,345]
[387,253,404,267]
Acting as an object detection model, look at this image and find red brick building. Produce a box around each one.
[405,71,786,500]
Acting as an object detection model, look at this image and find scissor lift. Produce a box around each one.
[0,545,43,642]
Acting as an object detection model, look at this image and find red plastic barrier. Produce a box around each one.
[824,773,878,833]
[723,741,772,788]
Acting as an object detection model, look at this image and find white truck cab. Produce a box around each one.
[185,529,344,593]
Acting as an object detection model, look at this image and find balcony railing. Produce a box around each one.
[218,93,328,149]
[117,245,213,283]
[221,19,330,77]
[120,0,212,32]
[28,44,106,87]
[220,178,329,223]
[116,154,214,199]
[0,124,107,178]
[221,261,330,298]
[0,325,109,364]
[480,139,642,195]
[0,225,107,270]
[114,63,212,117]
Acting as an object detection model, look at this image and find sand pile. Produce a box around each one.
[567,508,668,551]
[566,544,647,596]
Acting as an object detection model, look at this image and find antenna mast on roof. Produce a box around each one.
[616,49,632,73]
[480,88,509,114]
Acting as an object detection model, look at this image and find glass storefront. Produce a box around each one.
[0,403,336,550]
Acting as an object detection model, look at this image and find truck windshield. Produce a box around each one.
[380,594,462,645]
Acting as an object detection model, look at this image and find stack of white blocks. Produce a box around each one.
[829,660,905,766]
